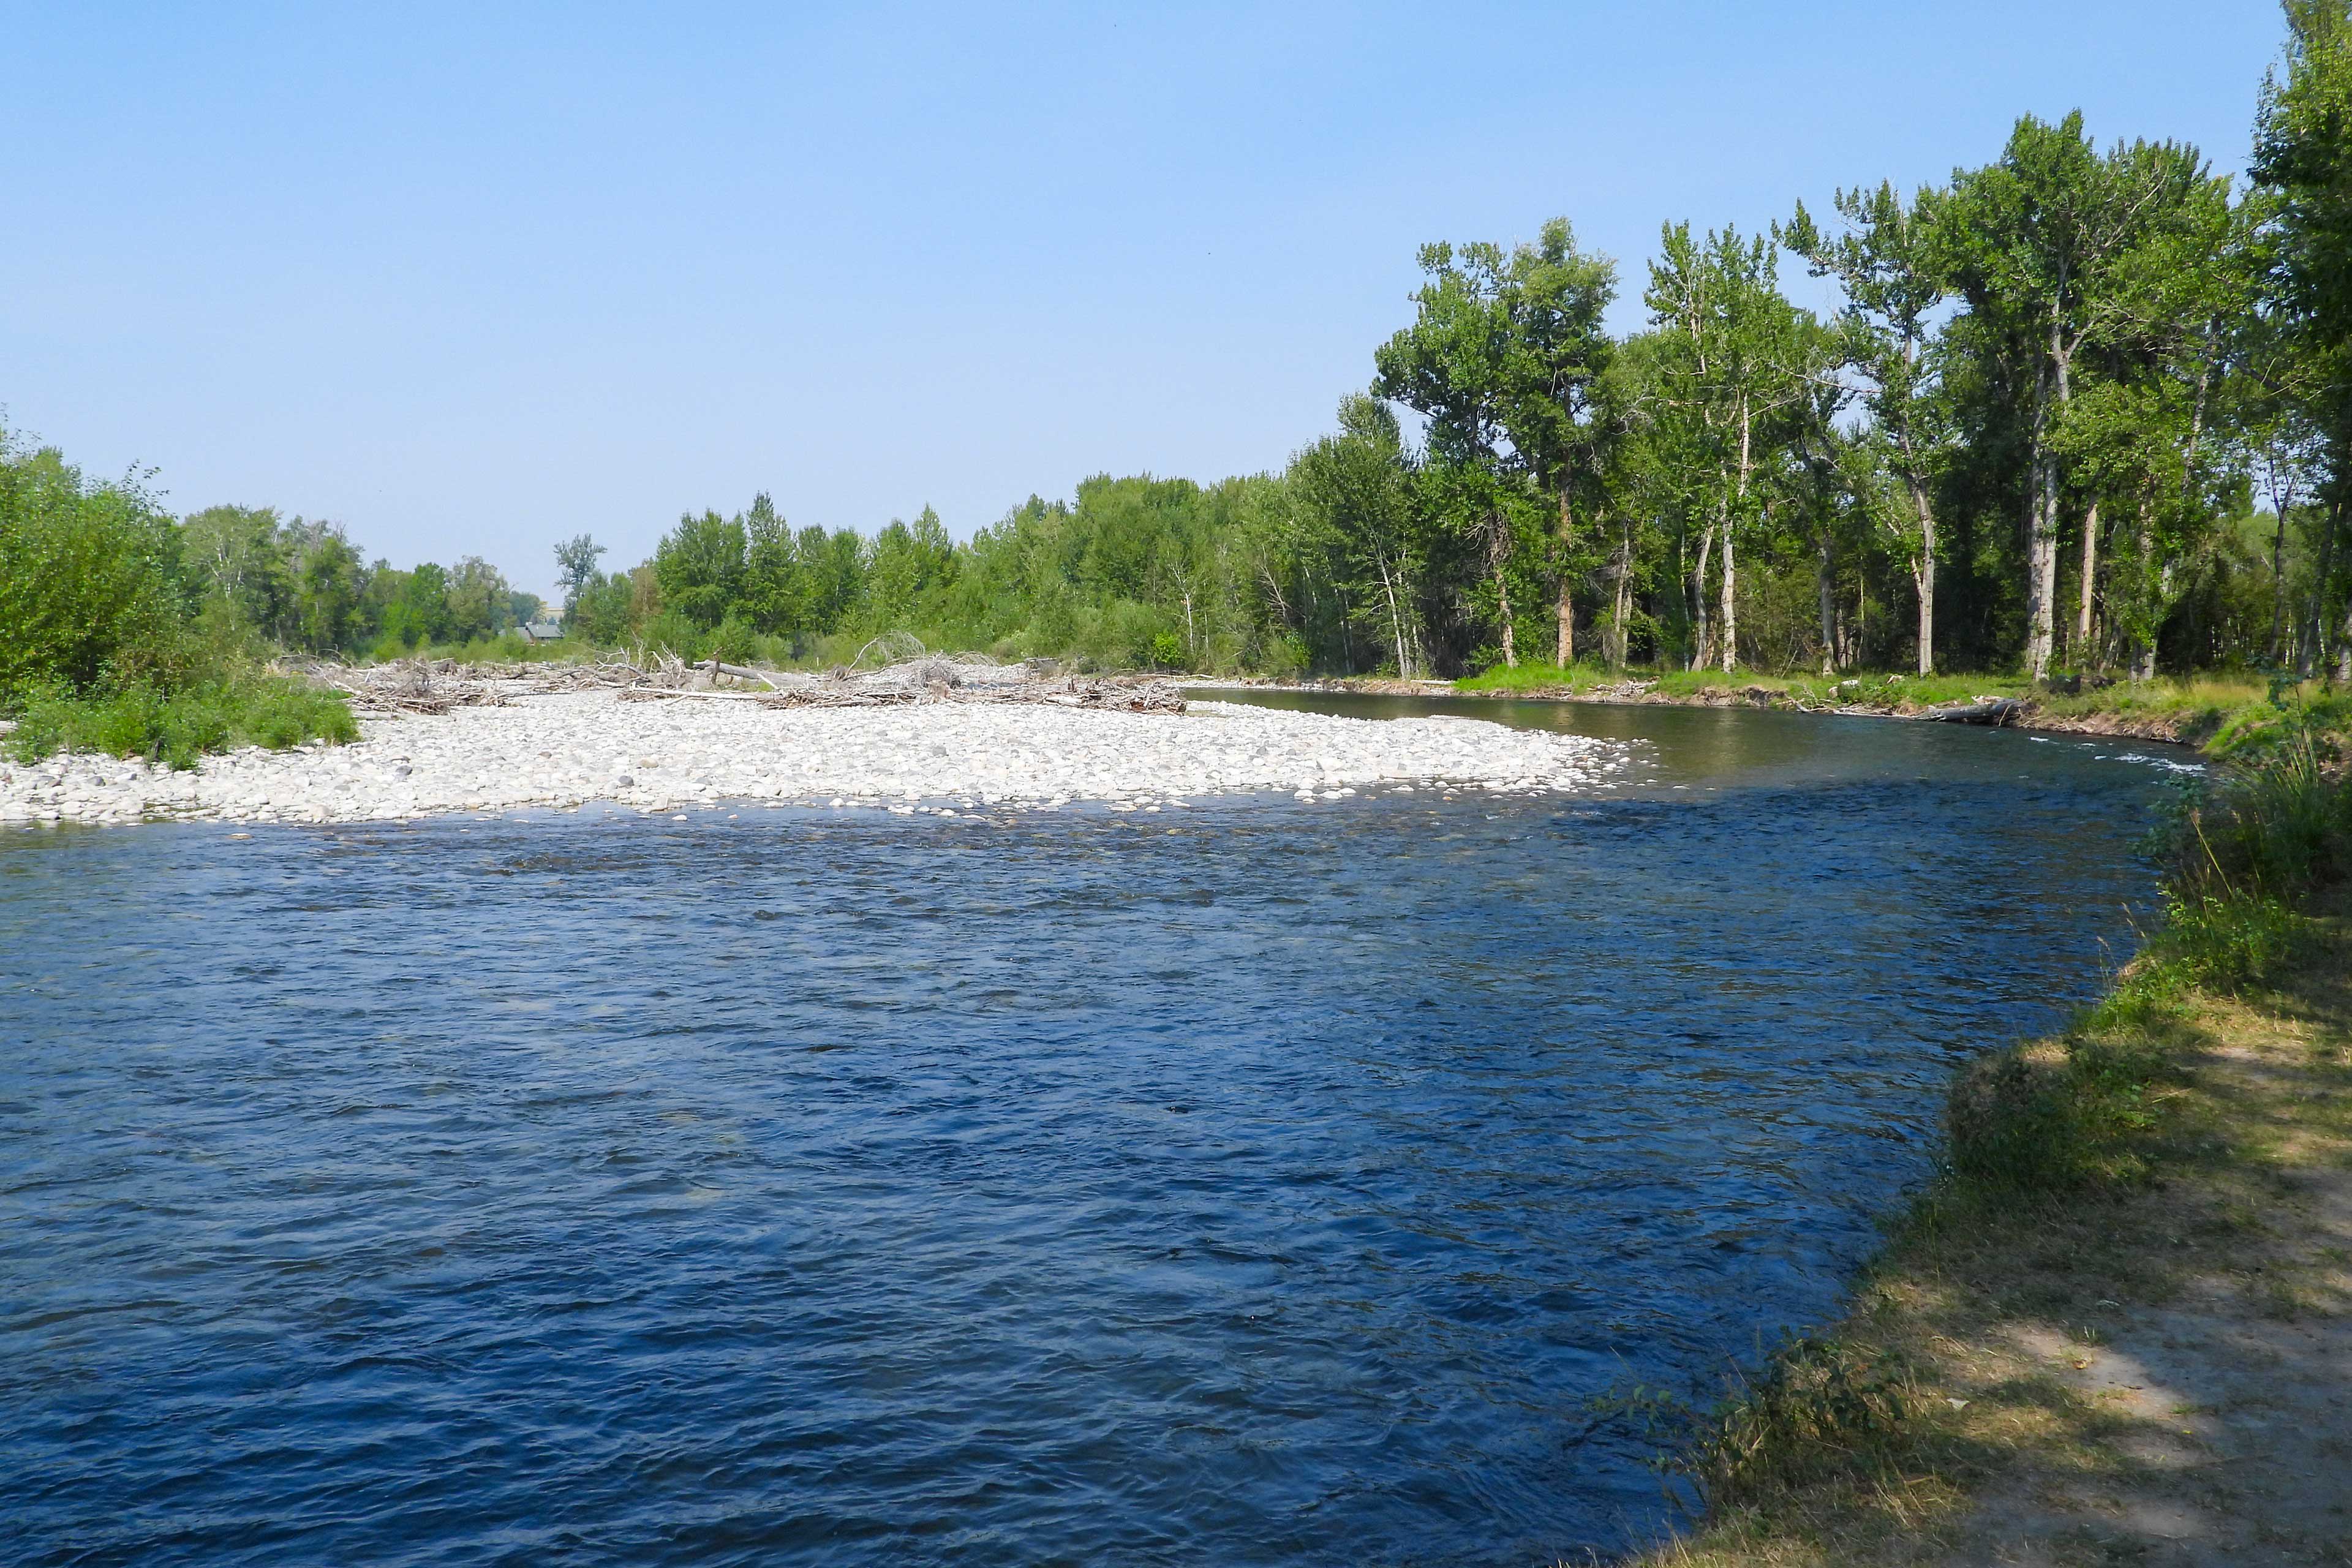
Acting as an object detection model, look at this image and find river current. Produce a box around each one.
[1,700,2185,1565]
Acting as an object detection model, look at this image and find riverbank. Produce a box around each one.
[1197,669,2301,750]
[0,689,1632,826]
[1636,869,2352,1559]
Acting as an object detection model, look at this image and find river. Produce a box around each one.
[0,699,2189,1565]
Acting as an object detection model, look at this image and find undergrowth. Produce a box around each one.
[4,670,356,769]
[1454,662,2275,731]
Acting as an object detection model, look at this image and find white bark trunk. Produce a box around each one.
[1555,486,1574,667]
[2076,500,2100,659]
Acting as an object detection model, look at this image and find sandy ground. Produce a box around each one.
[0,691,1642,827]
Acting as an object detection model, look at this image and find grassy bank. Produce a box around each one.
[1628,714,2352,1563]
[1453,663,2294,748]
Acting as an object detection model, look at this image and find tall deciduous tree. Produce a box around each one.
[1490,220,1618,666]
[1291,394,1428,675]
[1781,183,1950,673]
[2253,0,2352,677]
[1939,113,2220,679]
[1374,242,1526,664]
[554,534,606,622]
[1644,222,1811,672]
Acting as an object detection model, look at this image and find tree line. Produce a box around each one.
[566,5,2352,684]
[13,6,2347,689]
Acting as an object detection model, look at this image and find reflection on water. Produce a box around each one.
[0,702,2177,1565]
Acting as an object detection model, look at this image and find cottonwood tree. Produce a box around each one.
[1289,394,1428,676]
[1939,113,2222,680]
[1374,241,1528,665]
[554,534,606,621]
[1644,222,1812,672]
[1781,182,1951,673]
[654,510,749,629]
[1490,219,1618,666]
[2253,0,2352,676]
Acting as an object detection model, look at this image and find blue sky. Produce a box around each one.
[2,2,2288,598]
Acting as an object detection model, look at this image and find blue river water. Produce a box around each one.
[1,700,2187,1565]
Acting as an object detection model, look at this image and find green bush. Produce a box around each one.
[6,673,356,771]
[0,437,184,700]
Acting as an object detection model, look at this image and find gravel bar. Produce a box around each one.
[0,692,1640,827]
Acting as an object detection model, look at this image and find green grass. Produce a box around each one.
[366,631,604,665]
[1453,662,2288,746]
[4,671,357,769]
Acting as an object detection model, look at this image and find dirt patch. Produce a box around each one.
[1932,980,2352,1567]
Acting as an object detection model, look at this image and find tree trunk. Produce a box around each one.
[2026,458,2060,680]
[2269,505,2291,663]
[1815,528,1838,676]
[1376,554,1410,678]
[1906,476,1937,676]
[2320,491,2350,680]
[1611,519,1634,669]
[1718,513,1738,674]
[1555,485,1575,667]
[2024,328,2070,682]
[1493,557,1515,669]
[2076,499,2101,657]
[2130,496,2158,683]
[1722,399,1750,676]
[1691,521,1715,671]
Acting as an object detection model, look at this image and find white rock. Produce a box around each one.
[0,690,1638,828]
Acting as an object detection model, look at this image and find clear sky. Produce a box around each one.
[2,2,2288,600]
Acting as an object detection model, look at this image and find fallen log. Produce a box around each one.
[1921,696,2028,727]
[707,660,781,689]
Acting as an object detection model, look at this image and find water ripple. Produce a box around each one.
[1,710,2166,1565]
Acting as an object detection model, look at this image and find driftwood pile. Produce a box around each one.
[280,654,698,715]
[284,650,1186,717]
[620,653,1188,714]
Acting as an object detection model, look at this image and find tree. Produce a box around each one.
[284,521,366,652]
[445,556,514,641]
[2252,0,2352,676]
[1289,394,1428,675]
[180,504,290,635]
[1491,219,1619,665]
[867,505,956,629]
[1939,113,2222,679]
[1644,222,1814,672]
[1374,241,1528,664]
[739,493,805,636]
[653,510,748,629]
[554,534,606,621]
[1781,182,1951,672]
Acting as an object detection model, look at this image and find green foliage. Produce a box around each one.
[0,434,183,699]
[654,510,748,628]
[6,673,357,771]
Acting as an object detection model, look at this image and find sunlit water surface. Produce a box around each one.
[1,700,2189,1565]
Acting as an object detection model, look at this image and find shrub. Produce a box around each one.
[0,437,184,701]
[6,673,356,771]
